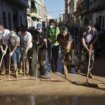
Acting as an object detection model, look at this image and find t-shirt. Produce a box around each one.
[57,32,73,49]
[18,31,33,49]
[46,26,60,45]
[10,35,20,47]
[1,29,10,46]
[82,28,98,45]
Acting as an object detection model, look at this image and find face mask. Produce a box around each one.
[38,29,42,33]
[50,25,54,28]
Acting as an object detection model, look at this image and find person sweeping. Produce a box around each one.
[57,26,73,79]
[9,30,21,77]
[81,25,98,78]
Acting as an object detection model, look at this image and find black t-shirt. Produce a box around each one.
[57,32,73,49]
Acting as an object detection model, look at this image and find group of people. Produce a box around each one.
[0,25,33,77]
[0,18,98,79]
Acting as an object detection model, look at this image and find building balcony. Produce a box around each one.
[89,0,105,12]
[8,0,29,8]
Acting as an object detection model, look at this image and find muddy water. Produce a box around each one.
[0,95,105,105]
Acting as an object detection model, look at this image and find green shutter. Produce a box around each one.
[31,0,37,13]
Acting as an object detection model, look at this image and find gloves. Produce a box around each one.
[2,50,6,55]
[10,52,14,57]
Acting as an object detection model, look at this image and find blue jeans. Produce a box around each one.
[48,44,59,72]
[12,47,21,65]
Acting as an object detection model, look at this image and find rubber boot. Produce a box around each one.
[14,64,18,78]
[1,63,6,75]
[19,62,23,74]
[64,64,68,79]
[26,60,29,75]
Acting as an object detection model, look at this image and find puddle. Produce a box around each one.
[0,95,105,105]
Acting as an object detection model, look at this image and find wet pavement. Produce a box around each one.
[0,73,105,105]
[0,58,104,105]
[0,95,105,105]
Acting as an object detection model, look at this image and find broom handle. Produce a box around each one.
[0,53,5,67]
[86,50,91,84]
[9,48,11,80]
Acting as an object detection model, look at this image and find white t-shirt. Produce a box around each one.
[18,31,33,49]
[86,33,92,43]
[1,29,10,46]
[10,35,20,47]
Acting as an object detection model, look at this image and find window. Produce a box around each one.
[3,12,7,28]
[8,13,11,29]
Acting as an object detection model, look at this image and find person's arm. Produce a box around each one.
[90,28,98,49]
[66,34,73,53]
[82,33,89,52]
[25,41,30,54]
[24,33,32,54]
[56,27,60,38]
[10,37,20,56]
[1,44,8,55]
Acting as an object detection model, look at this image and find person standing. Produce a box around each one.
[46,19,60,73]
[0,25,10,74]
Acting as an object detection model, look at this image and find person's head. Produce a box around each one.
[61,26,68,36]
[37,23,42,32]
[49,19,55,28]
[86,25,92,32]
[20,26,27,36]
[10,29,16,37]
[0,25,4,35]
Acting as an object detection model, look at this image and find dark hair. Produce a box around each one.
[61,26,68,32]
[0,24,4,28]
[20,26,27,32]
[49,19,55,24]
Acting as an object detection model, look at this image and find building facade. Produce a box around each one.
[68,0,78,24]
[27,0,47,29]
[89,0,105,30]
[81,0,105,30]
[0,0,28,29]
[64,0,70,23]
